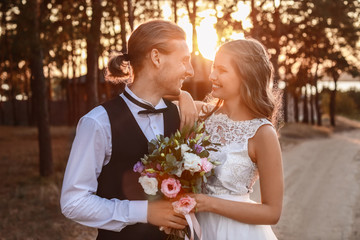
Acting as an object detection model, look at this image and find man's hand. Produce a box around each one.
[147,200,188,229]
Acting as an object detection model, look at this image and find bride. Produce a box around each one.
[191,39,283,239]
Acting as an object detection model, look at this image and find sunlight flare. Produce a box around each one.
[162,2,172,20]
[231,2,251,22]
[196,14,218,61]
[177,18,194,53]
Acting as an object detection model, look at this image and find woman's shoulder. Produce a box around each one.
[250,119,278,143]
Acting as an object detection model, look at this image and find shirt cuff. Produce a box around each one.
[128,200,148,223]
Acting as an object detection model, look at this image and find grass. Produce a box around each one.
[0,126,96,240]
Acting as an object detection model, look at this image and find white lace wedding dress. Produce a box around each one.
[196,113,278,240]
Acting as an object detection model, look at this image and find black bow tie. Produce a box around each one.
[123,91,168,115]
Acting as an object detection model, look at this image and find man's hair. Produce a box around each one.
[106,20,186,82]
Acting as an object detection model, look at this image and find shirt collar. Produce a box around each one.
[123,85,167,109]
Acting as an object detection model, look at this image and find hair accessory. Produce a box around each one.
[122,53,130,61]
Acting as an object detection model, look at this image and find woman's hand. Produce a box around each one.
[178,91,198,130]
[190,193,212,213]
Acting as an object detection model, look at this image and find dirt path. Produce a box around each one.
[271,129,360,240]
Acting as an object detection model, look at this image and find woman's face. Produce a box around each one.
[209,50,242,102]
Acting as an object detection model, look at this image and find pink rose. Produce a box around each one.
[201,158,213,172]
[161,178,181,198]
[172,196,197,215]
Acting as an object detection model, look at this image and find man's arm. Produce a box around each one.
[60,114,148,231]
[60,112,187,231]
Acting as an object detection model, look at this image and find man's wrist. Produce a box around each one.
[129,200,148,223]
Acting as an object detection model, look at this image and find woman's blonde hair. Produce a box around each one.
[106,19,186,82]
[202,39,282,126]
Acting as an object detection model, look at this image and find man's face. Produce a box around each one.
[156,39,194,96]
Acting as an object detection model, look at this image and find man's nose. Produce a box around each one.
[186,63,194,78]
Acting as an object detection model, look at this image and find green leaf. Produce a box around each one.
[165,153,177,163]
[194,133,202,142]
[145,168,156,173]
[199,151,209,158]
[195,122,205,132]
[175,130,181,138]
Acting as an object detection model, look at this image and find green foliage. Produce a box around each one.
[321,88,360,120]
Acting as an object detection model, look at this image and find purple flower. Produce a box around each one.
[133,161,145,173]
[194,144,204,154]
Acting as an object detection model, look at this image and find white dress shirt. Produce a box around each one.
[60,86,171,231]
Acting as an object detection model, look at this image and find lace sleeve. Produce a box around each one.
[199,103,216,120]
[246,119,273,140]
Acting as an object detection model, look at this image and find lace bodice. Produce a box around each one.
[204,113,272,196]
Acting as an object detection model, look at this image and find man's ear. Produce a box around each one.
[150,48,161,68]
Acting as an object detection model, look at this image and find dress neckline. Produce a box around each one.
[209,112,262,124]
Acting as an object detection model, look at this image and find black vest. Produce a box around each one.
[97,96,180,240]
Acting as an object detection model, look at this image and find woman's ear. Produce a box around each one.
[150,48,161,68]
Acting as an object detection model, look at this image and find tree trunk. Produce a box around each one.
[29,0,53,177]
[9,73,18,126]
[310,86,315,125]
[24,63,32,126]
[173,0,178,23]
[0,3,6,124]
[185,0,199,54]
[313,63,322,126]
[71,37,79,124]
[283,85,288,123]
[330,77,338,127]
[119,0,127,52]
[302,85,309,123]
[185,0,199,99]
[271,1,281,89]
[86,0,102,111]
[126,0,134,31]
[294,89,299,123]
[314,81,321,126]
[250,0,258,39]
[65,61,73,126]
[0,81,4,123]
[3,9,18,125]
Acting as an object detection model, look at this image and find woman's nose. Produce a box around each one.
[209,71,217,82]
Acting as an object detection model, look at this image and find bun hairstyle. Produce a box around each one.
[201,39,282,127]
[106,52,132,83]
[106,19,186,83]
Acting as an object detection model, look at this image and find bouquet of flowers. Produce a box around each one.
[133,121,219,199]
[133,122,219,239]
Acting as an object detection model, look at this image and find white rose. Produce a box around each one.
[174,165,184,177]
[138,176,158,195]
[180,144,191,156]
[183,152,202,173]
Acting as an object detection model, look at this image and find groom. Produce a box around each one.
[60,20,194,240]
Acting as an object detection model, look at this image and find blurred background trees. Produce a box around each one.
[0,0,359,176]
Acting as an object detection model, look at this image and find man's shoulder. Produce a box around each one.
[82,105,109,123]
